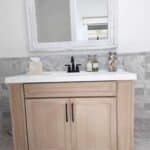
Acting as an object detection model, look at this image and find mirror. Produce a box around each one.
[75,0,108,41]
[35,0,71,42]
[26,0,116,51]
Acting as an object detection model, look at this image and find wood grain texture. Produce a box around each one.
[26,99,71,150]
[7,81,134,150]
[117,81,134,150]
[71,98,117,150]
[24,82,116,98]
[8,84,28,150]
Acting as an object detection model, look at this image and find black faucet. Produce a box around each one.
[65,56,81,73]
[71,56,75,72]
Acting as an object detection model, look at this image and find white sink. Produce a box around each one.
[5,70,137,84]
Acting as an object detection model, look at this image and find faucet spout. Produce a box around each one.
[71,56,75,71]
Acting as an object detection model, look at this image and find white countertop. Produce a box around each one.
[5,70,137,84]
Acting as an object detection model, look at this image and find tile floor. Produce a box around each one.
[0,135,150,150]
[135,139,150,150]
[0,129,13,150]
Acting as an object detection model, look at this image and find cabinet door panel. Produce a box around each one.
[26,99,71,150]
[71,98,117,150]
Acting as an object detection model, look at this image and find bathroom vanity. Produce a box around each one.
[5,71,136,150]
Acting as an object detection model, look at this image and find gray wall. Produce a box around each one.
[0,52,150,150]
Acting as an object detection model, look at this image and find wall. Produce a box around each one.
[0,0,150,58]
[118,0,150,53]
[0,0,28,58]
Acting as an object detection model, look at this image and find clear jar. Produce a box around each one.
[92,55,99,72]
[86,55,93,72]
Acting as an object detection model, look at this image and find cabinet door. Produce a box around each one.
[71,98,117,150]
[26,99,71,150]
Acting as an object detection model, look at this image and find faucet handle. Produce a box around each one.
[76,64,82,72]
[65,64,71,72]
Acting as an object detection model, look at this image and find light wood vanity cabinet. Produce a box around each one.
[71,98,117,150]
[26,99,70,150]
[8,81,134,150]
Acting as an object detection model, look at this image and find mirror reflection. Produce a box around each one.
[35,0,71,42]
[34,0,108,43]
[76,0,108,41]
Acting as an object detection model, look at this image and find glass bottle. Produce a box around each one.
[86,55,93,72]
[92,55,99,72]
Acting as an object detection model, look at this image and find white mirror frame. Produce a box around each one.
[25,0,117,52]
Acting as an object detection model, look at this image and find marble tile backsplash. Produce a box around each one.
[0,52,150,150]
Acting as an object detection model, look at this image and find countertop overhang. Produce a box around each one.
[5,71,137,84]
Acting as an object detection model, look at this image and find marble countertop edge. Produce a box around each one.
[5,71,137,84]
